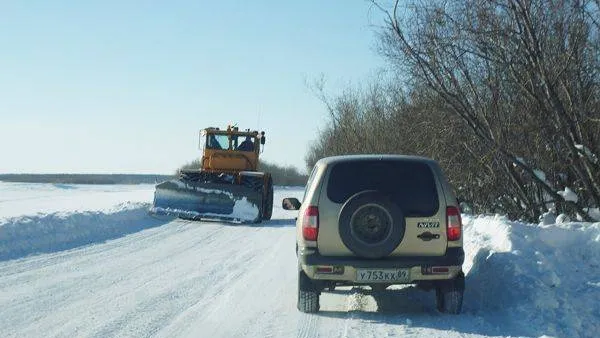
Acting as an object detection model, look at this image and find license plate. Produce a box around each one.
[356,269,410,282]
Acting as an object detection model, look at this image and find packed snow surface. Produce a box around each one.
[1,183,598,337]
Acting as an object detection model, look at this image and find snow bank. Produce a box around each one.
[463,215,600,337]
[0,182,155,220]
[0,202,168,261]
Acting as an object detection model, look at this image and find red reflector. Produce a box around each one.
[446,206,462,241]
[302,206,319,241]
[316,266,333,273]
[431,267,449,273]
[422,266,450,275]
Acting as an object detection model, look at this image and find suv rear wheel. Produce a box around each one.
[297,270,320,313]
[435,272,465,314]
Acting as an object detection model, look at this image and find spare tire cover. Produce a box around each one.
[338,190,405,259]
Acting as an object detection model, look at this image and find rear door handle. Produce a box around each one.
[417,232,440,241]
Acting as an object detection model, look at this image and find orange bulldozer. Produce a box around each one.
[150,125,273,223]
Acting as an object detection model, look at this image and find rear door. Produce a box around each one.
[317,159,447,256]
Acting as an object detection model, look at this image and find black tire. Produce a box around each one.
[297,270,320,313]
[240,176,263,191]
[262,176,274,221]
[338,190,405,259]
[435,272,465,314]
[250,187,263,224]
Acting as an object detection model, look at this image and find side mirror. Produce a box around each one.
[282,197,301,210]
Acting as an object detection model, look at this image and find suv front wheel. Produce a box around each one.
[435,272,465,314]
[297,270,320,313]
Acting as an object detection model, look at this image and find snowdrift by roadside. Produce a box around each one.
[0,182,155,220]
[463,215,600,337]
[0,202,169,261]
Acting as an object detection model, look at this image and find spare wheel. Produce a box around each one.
[338,190,405,259]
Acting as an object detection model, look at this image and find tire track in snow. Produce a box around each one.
[296,313,319,338]
[87,223,256,338]
[158,226,295,338]
[0,220,254,338]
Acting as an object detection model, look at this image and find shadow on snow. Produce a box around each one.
[314,262,557,338]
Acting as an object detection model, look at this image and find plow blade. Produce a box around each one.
[149,179,262,223]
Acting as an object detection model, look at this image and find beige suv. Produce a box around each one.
[283,155,464,314]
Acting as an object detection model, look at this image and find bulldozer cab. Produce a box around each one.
[200,126,265,173]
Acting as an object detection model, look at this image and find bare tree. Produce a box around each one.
[370,0,600,220]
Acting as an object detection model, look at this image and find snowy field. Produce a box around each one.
[0,182,598,338]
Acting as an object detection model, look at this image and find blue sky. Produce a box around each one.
[0,1,386,174]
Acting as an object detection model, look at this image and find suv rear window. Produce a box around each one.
[327,160,439,217]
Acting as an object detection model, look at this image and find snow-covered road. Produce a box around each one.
[0,183,598,337]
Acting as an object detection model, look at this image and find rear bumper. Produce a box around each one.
[299,247,464,283]
[300,247,464,267]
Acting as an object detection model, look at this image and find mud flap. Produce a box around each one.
[149,179,262,223]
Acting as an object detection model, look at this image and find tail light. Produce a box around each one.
[302,206,319,241]
[446,206,462,241]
